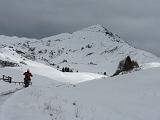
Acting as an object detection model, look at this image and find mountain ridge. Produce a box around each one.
[0,24,159,75]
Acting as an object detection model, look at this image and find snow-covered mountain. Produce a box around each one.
[0,24,159,75]
[1,25,160,120]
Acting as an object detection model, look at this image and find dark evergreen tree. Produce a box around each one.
[67,67,69,72]
[112,56,139,76]
[64,67,67,72]
[62,67,65,72]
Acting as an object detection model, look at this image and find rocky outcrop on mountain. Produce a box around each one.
[112,56,139,76]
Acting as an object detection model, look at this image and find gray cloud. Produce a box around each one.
[0,0,160,56]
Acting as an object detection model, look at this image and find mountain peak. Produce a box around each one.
[81,24,121,39]
[82,24,109,33]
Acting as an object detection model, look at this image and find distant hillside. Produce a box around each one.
[0,24,159,75]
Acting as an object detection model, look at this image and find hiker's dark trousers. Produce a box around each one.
[24,80,30,87]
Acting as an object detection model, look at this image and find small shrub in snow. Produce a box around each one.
[38,50,43,53]
[50,63,55,66]
[62,59,67,63]
[88,62,97,65]
[72,102,76,106]
[81,47,84,50]
[86,44,92,48]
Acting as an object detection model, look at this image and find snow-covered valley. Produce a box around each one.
[0,25,160,120]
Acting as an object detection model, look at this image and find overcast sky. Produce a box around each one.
[0,0,160,56]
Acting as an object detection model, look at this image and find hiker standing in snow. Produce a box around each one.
[23,69,33,87]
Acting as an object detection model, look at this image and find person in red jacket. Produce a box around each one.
[23,69,33,87]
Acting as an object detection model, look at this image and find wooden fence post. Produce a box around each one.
[9,77,12,83]
[2,75,4,80]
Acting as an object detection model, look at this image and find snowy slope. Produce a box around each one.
[0,24,160,120]
[0,25,159,75]
[1,66,160,120]
[0,47,103,84]
[0,53,103,119]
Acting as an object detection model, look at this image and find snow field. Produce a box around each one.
[0,25,160,120]
[1,66,160,120]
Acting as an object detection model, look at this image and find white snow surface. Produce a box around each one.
[0,62,103,120]
[1,65,160,120]
[0,25,160,120]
